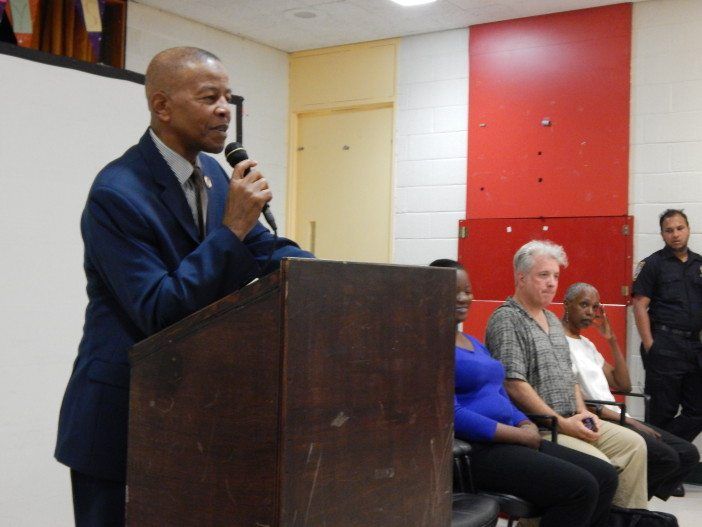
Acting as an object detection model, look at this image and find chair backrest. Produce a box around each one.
[452,439,475,493]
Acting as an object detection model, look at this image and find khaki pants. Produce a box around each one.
[543,420,648,509]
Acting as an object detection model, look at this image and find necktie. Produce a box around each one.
[190,166,206,240]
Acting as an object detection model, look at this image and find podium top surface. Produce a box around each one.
[129,258,455,364]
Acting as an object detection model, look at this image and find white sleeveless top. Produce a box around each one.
[566,335,628,417]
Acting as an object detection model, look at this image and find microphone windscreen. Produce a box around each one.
[223,141,278,231]
[224,142,248,167]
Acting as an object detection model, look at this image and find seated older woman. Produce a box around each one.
[562,282,699,500]
[430,259,617,527]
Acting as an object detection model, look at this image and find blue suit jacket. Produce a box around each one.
[55,130,312,481]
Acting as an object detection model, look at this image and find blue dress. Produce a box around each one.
[454,334,528,441]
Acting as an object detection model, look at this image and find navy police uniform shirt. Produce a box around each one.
[633,246,702,332]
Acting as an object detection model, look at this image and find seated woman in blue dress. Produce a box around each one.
[429,259,618,527]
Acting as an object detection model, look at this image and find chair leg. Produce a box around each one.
[453,457,466,493]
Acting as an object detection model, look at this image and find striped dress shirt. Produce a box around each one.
[149,128,208,231]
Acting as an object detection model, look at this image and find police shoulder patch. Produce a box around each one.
[633,260,646,280]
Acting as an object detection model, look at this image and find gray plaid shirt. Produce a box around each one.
[485,297,577,416]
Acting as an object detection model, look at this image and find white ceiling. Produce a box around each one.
[133,0,647,53]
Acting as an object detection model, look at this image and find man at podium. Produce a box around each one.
[54,47,311,526]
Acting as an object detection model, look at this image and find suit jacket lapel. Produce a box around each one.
[138,131,200,243]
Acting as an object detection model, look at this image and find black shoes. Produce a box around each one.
[670,484,686,498]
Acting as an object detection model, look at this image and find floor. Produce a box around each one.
[650,483,702,526]
[495,484,702,526]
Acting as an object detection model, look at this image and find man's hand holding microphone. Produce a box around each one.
[222,142,276,240]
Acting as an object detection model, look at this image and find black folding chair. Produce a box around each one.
[453,420,558,527]
[451,440,500,527]
[586,390,652,424]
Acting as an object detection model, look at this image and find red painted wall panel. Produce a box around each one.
[457,216,634,305]
[467,4,631,219]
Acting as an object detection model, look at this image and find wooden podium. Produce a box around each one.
[126,259,455,526]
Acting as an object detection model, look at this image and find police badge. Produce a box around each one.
[633,260,645,280]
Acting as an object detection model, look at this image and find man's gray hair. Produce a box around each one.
[564,282,597,303]
[513,240,568,274]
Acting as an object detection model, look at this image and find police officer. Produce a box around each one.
[633,209,702,443]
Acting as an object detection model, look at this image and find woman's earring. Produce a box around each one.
[564,309,569,323]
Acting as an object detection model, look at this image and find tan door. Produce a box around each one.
[294,106,393,263]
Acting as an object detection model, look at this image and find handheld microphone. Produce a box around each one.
[224,142,277,232]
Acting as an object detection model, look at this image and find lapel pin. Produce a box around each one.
[204,176,212,189]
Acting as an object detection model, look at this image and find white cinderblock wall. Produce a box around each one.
[630,0,702,262]
[628,0,702,445]
[393,29,468,265]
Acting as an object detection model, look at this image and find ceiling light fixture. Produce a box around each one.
[390,0,437,6]
[283,8,325,21]
[293,10,317,19]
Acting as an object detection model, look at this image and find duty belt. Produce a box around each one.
[655,324,699,340]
